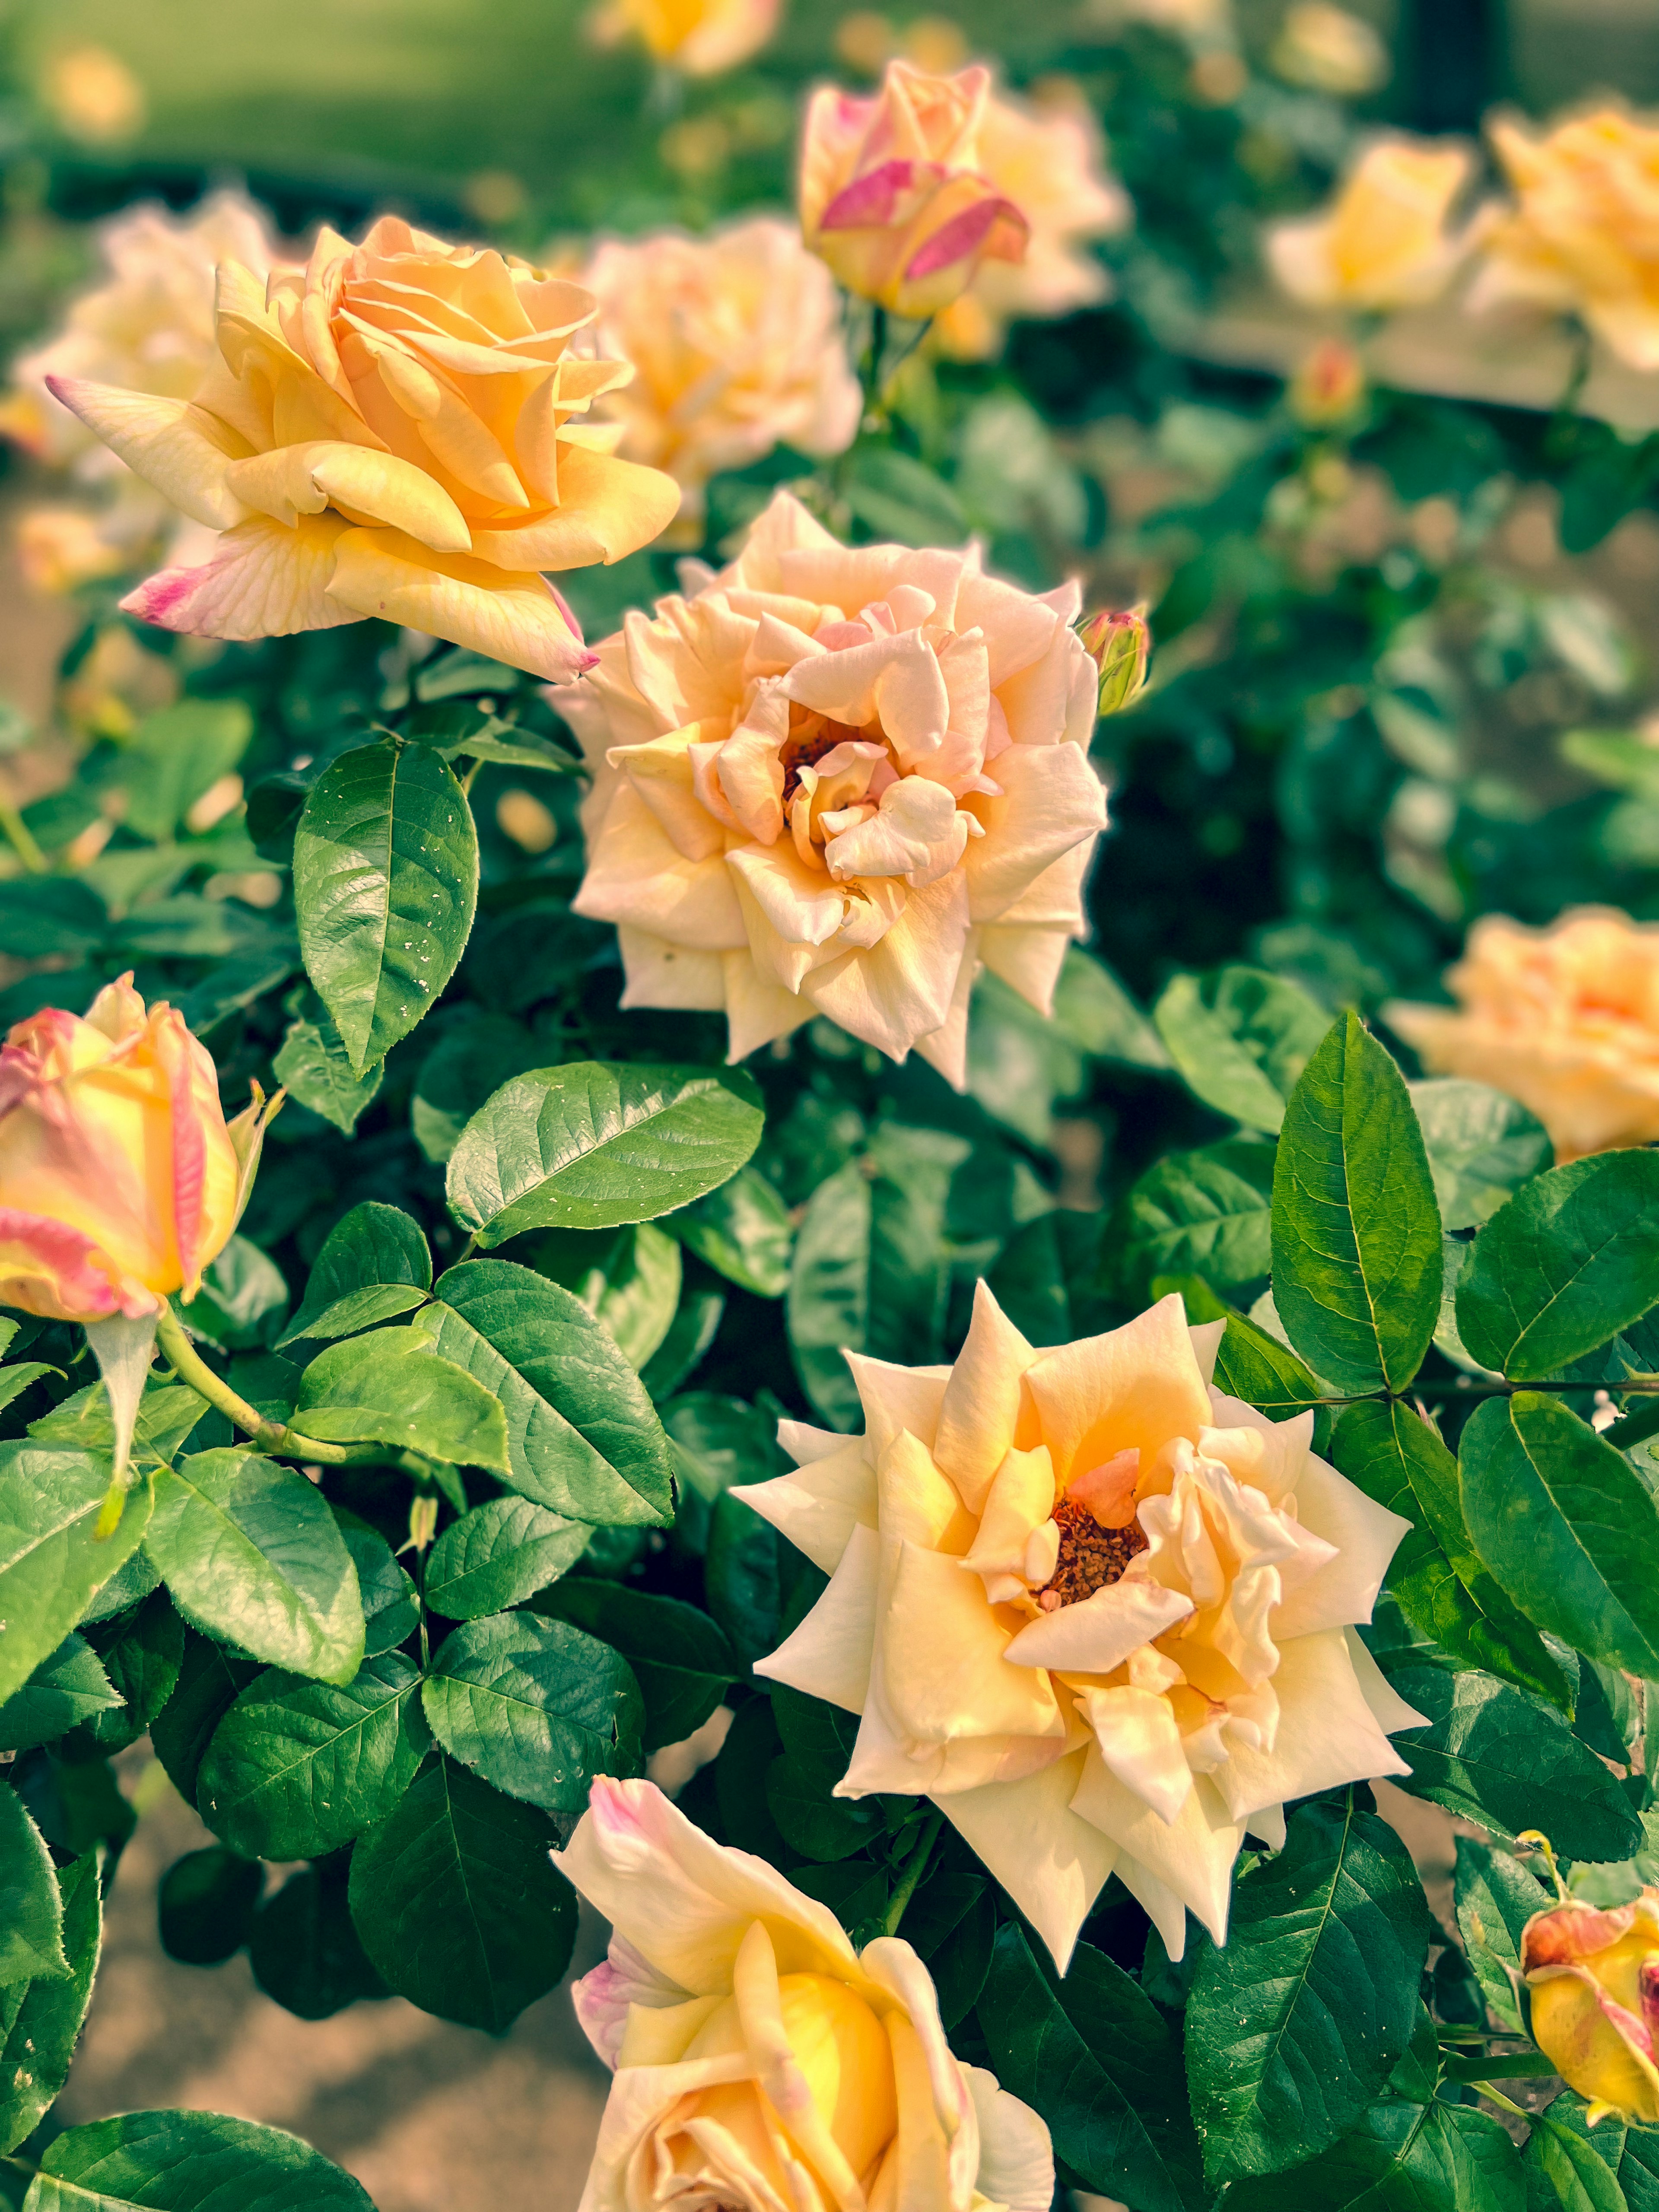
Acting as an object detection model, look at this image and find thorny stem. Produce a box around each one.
[882,1808,944,1938]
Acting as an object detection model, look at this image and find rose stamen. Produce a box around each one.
[1035,1496,1147,1611]
[780,713,868,802]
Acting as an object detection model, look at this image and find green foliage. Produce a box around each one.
[421,1612,643,1813]
[1153,964,1329,1134]
[24,2109,376,2211]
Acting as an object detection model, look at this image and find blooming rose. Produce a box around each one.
[1387,907,1659,1162]
[0,976,274,1322]
[930,83,1130,361]
[1269,3,1389,96]
[732,1285,1421,1966]
[591,0,779,74]
[568,488,1106,1085]
[47,217,681,682]
[581,219,861,533]
[801,61,1031,320]
[1470,108,1659,372]
[1522,1890,1659,2123]
[556,1776,1055,2211]
[1267,139,1475,310]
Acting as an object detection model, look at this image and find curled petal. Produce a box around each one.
[324,527,599,683]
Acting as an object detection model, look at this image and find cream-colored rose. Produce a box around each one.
[930,82,1129,361]
[47,217,681,682]
[568,487,1107,1085]
[1267,138,1475,309]
[1469,108,1659,371]
[734,1285,1421,1967]
[581,218,861,533]
[1387,907,1659,1161]
[1270,3,1389,96]
[591,0,780,74]
[558,1776,1055,2211]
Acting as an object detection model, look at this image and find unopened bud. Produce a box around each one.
[1078,607,1150,718]
[1288,337,1367,429]
[403,1494,440,1556]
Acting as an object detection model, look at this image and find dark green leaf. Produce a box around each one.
[840,442,966,545]
[665,1167,792,1298]
[292,1332,509,1472]
[149,1632,260,1808]
[156,1847,262,1967]
[1120,1142,1276,1296]
[347,1757,576,2032]
[1410,1079,1553,1232]
[1271,1012,1442,1392]
[1457,1151,1659,1379]
[1532,2094,1659,2212]
[337,1520,418,1658]
[1052,948,1170,1069]
[248,1861,387,2021]
[638,1285,725,1400]
[706,1491,789,1664]
[1154,965,1329,1134]
[276,1201,431,1347]
[534,1223,681,1370]
[422,1612,643,1813]
[175,1238,289,1352]
[0,1853,99,2154]
[765,1686,880,1862]
[424,1498,590,1621]
[1212,1307,1328,1423]
[24,2108,376,2211]
[0,1636,119,1753]
[533,1583,736,1753]
[29,1382,205,1471]
[0,1443,152,1705]
[1453,1837,1549,2036]
[1525,2107,1630,2212]
[292,737,478,1075]
[1223,2092,1525,2211]
[119,699,251,841]
[271,1004,383,1135]
[0,1788,66,1985]
[0,877,105,959]
[447,1061,763,1243]
[410,1014,542,1165]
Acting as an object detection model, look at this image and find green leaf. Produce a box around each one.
[1212,1308,1329,1425]
[1222,2092,1526,2211]
[0,1636,120,1753]
[639,1285,725,1400]
[422,1612,643,1813]
[975,1923,1207,2212]
[175,1238,289,1352]
[196,1652,429,1861]
[412,1260,673,1525]
[987,1209,1110,1348]
[1410,1079,1553,1232]
[1531,2094,1659,2212]
[410,1014,542,1165]
[0,878,105,960]
[839,442,966,546]
[1187,1793,1432,2184]
[248,1862,386,2021]
[0,1363,54,1418]
[0,1443,152,1705]
[292,1332,509,1472]
[766,1686,881,1862]
[1453,1837,1549,2036]
[23,2109,376,2212]
[532,1583,736,1754]
[145,1451,365,1685]
[534,1224,682,1370]
[337,1519,418,1658]
[1525,2107,1630,2212]
[1154,965,1330,1134]
[1456,1151,1659,1379]
[1120,1142,1276,1296]
[0,1852,100,2155]
[0,1788,67,1985]
[1333,1402,1574,1711]
[1379,1661,1643,1862]
[275,1201,431,1348]
[157,1847,262,1967]
[663,1391,786,1557]
[706,1491,791,1664]
[149,1631,260,1808]
[446,1061,763,1244]
[118,698,252,841]
[1271,1012,1443,1392]
[665,1166,793,1298]
[29,1382,205,1471]
[271,1003,384,1135]
[1052,948,1171,1069]
[292,736,479,1076]
[424,1497,590,1621]
[346,1756,576,2032]
[1459,1393,1659,1677]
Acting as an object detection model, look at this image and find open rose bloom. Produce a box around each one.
[0,975,271,1322]
[1387,907,1659,1161]
[1470,108,1659,372]
[801,62,1031,320]
[1267,138,1475,310]
[48,217,680,681]
[582,219,861,533]
[1522,1891,1659,2123]
[558,1777,1054,2212]
[591,0,779,74]
[734,1287,1422,1966]
[568,489,1106,1084]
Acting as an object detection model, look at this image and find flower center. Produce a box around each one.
[1036,1497,1148,1611]
[780,712,869,801]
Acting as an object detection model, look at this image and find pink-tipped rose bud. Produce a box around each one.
[800,60,1030,319]
[1522,1889,1659,2123]
[1078,605,1150,717]
[1288,337,1367,428]
[0,975,276,1322]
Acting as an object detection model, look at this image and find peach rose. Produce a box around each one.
[581,218,861,532]
[931,83,1130,361]
[1387,907,1659,1162]
[733,1285,1421,1967]
[567,488,1107,1085]
[1269,3,1389,97]
[557,1776,1054,2211]
[1470,108,1659,371]
[0,976,274,1322]
[591,0,779,74]
[1267,138,1475,310]
[1522,1890,1659,2123]
[801,61,1031,320]
[47,217,681,683]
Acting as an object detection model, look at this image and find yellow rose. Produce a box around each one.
[1522,1891,1659,2123]
[592,0,780,74]
[930,81,1129,362]
[48,217,681,683]
[801,61,1031,320]
[1267,138,1475,310]
[733,1285,1421,1967]
[1387,907,1659,1162]
[17,506,129,594]
[581,218,861,533]
[1470,108,1659,371]
[567,487,1107,1086]
[0,976,273,1321]
[1269,3,1389,97]
[557,1776,1055,2210]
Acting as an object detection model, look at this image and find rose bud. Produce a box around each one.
[1522,1890,1659,2123]
[1078,606,1150,717]
[1288,337,1367,428]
